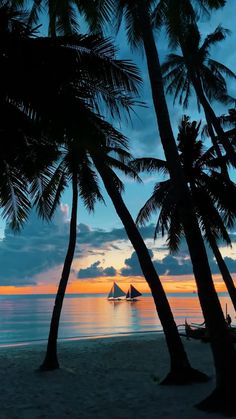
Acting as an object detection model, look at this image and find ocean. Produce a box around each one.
[0,293,233,346]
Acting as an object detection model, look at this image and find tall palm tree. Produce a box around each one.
[133,116,236,312]
[153,0,236,167]
[161,23,236,167]
[33,116,117,370]
[37,117,207,381]
[91,143,207,385]
[96,0,236,412]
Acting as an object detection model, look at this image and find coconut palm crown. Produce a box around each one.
[161,24,236,110]
[134,115,236,254]
[0,1,141,230]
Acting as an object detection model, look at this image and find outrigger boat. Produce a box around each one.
[184,319,236,343]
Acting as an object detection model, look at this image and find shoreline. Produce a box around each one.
[0,333,225,419]
[0,329,168,349]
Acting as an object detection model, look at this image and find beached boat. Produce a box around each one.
[184,320,236,343]
[126,284,142,301]
[107,282,126,300]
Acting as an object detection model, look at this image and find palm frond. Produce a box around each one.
[131,157,168,175]
[32,161,67,220]
[0,163,31,231]
[199,25,230,54]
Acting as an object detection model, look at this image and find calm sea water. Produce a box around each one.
[0,293,234,346]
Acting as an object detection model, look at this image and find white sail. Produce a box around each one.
[107,282,126,300]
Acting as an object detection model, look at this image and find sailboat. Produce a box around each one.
[126,284,142,301]
[107,282,126,301]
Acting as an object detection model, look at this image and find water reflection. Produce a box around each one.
[0,293,234,345]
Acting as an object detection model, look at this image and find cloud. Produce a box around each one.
[0,207,71,285]
[77,261,117,279]
[121,250,153,276]
[0,211,158,285]
[1,207,235,287]
[119,247,236,278]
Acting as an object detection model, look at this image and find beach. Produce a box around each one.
[0,333,226,419]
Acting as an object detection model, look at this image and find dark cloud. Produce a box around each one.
[121,250,153,277]
[78,261,117,279]
[1,206,235,286]
[0,209,158,285]
[0,209,70,285]
[120,248,236,278]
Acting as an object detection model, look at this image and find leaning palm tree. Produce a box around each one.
[161,23,236,167]
[133,116,236,312]
[95,0,236,413]
[91,141,207,385]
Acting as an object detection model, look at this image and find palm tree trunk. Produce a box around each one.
[208,234,236,313]
[40,172,78,370]
[138,3,236,413]
[95,161,207,384]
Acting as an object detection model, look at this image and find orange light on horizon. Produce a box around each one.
[0,273,234,295]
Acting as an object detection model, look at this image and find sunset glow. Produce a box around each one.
[0,274,232,294]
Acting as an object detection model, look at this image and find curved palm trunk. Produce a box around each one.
[208,234,236,313]
[95,161,207,384]
[40,172,78,370]
[138,3,236,413]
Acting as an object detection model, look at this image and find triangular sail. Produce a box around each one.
[113,282,126,298]
[108,284,114,299]
[130,285,142,298]
[126,289,130,299]
[108,282,126,299]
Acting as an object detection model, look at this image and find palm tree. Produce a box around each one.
[153,0,236,168]
[161,23,236,167]
[0,3,145,370]
[36,116,207,381]
[96,0,236,412]
[33,118,111,370]
[91,143,208,385]
[133,116,236,312]
[0,1,141,227]
[28,49,142,370]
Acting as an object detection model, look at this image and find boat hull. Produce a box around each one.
[185,322,236,342]
[107,297,125,301]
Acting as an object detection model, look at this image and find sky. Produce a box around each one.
[0,0,236,294]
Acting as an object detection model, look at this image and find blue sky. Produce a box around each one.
[0,1,236,291]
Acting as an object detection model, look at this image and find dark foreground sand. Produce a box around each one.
[0,333,227,419]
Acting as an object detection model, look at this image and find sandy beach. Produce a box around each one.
[0,333,226,419]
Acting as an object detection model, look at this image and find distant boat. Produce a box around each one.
[107,282,126,300]
[126,284,142,301]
